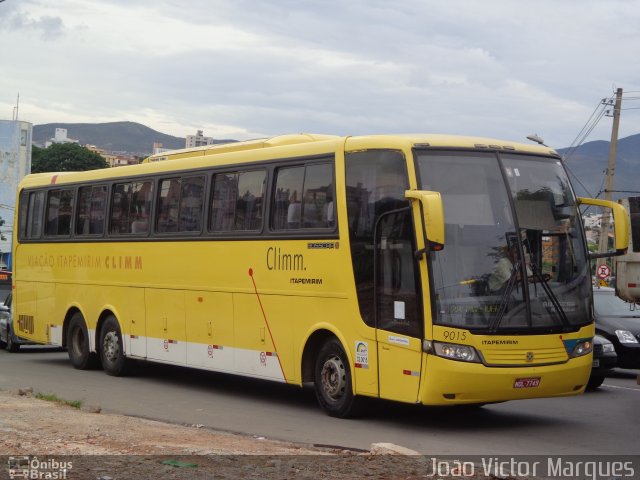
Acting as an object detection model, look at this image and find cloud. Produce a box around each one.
[1,4,65,40]
[2,0,640,148]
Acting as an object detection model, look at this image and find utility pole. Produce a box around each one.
[598,87,623,255]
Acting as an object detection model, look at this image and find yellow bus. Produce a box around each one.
[12,133,629,417]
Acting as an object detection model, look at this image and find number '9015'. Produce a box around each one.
[442,330,467,342]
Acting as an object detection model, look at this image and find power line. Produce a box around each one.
[564,163,595,197]
[563,103,609,162]
[565,98,609,150]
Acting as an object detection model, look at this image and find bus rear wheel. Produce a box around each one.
[314,339,360,418]
[99,315,128,376]
[67,312,98,369]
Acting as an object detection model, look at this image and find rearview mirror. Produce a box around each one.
[405,190,445,250]
[578,197,630,258]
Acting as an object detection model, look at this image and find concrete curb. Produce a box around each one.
[370,442,421,455]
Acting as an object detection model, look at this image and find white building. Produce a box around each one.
[582,213,602,229]
[185,130,213,148]
[152,142,172,155]
[0,119,32,269]
[45,127,79,147]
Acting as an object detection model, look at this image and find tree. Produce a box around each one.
[32,143,109,173]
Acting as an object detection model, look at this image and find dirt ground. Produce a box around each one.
[0,388,512,479]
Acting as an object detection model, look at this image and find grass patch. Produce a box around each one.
[35,392,82,409]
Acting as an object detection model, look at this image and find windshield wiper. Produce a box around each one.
[488,262,521,333]
[529,264,571,329]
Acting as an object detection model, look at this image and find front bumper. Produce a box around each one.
[420,354,592,405]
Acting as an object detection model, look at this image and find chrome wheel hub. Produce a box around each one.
[103,331,120,363]
[320,355,346,400]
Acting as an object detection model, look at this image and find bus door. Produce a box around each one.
[374,208,424,402]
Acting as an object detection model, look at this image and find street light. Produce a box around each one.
[526,134,548,147]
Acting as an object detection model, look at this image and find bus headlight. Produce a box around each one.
[571,340,593,357]
[423,340,480,363]
[615,330,639,344]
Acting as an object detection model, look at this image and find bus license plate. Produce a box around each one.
[513,377,541,389]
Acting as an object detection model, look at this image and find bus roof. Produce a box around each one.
[19,133,558,189]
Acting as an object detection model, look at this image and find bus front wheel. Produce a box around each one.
[314,339,360,418]
[99,315,128,377]
[67,312,98,369]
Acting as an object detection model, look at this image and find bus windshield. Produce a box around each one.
[416,151,591,333]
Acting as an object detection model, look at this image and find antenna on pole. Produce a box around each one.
[12,93,20,120]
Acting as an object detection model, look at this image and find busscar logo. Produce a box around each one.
[307,242,339,250]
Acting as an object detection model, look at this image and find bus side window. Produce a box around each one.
[302,163,334,229]
[271,162,335,231]
[157,178,181,233]
[19,190,45,240]
[235,170,265,231]
[45,188,74,237]
[76,185,107,235]
[210,170,265,232]
[110,181,152,235]
[272,166,304,230]
[179,176,205,232]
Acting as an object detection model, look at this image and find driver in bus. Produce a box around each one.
[488,244,531,293]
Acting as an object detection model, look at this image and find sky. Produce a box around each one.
[1,0,640,148]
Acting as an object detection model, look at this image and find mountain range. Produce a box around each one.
[558,133,640,199]
[33,121,639,200]
[33,121,234,156]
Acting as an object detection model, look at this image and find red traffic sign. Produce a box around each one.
[596,264,611,279]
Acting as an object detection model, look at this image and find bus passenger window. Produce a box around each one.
[45,189,74,237]
[210,170,265,232]
[110,181,152,235]
[179,177,205,232]
[157,179,181,233]
[210,173,236,231]
[303,163,334,228]
[271,162,335,231]
[19,190,45,240]
[272,166,304,230]
[76,185,107,235]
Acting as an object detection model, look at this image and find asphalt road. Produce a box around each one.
[1,346,638,455]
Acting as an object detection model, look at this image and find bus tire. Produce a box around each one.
[314,338,360,418]
[67,312,98,370]
[99,315,128,376]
